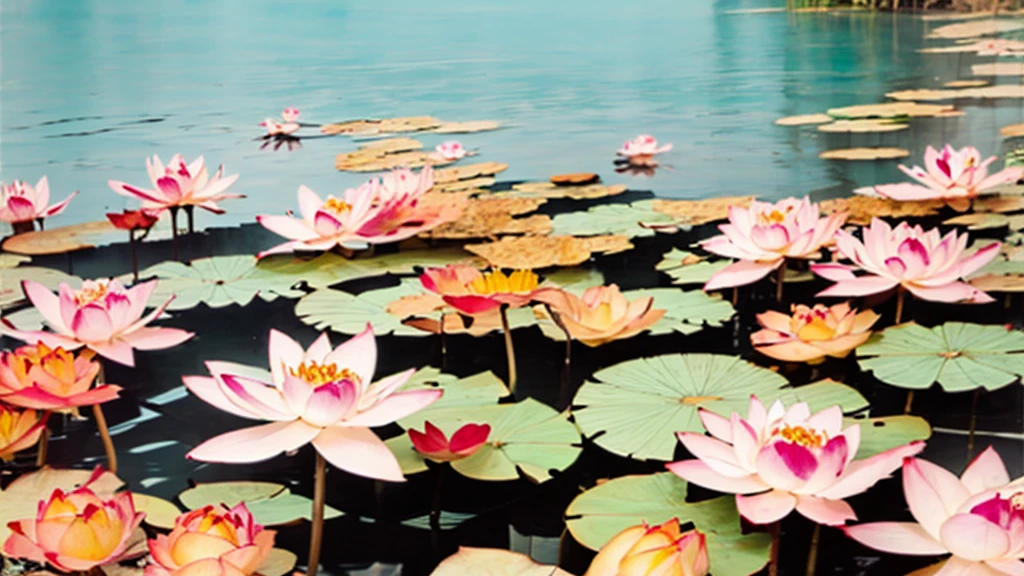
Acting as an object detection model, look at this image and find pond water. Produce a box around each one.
[3,1,1024,575]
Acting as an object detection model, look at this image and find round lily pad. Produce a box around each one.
[565,472,770,576]
[857,322,1024,392]
[550,203,676,238]
[0,266,80,308]
[655,249,730,286]
[819,148,910,161]
[849,415,932,460]
[261,549,298,576]
[775,113,833,126]
[133,493,182,530]
[178,481,343,526]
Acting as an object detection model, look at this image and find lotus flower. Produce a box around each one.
[865,145,1024,211]
[751,303,880,364]
[259,109,300,137]
[184,326,441,482]
[0,405,48,461]
[281,107,299,123]
[0,176,77,227]
[701,197,846,292]
[844,448,1024,575]
[617,134,672,166]
[0,278,194,366]
[146,503,275,576]
[435,141,467,161]
[257,166,462,257]
[534,284,666,347]
[584,519,708,576]
[420,265,548,315]
[106,209,159,231]
[811,218,999,303]
[0,343,120,410]
[409,422,490,463]
[108,154,241,214]
[3,467,144,572]
[667,396,924,526]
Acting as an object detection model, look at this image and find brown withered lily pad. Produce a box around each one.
[422,196,551,239]
[433,120,502,134]
[506,182,628,200]
[826,102,954,119]
[774,113,833,126]
[817,119,908,133]
[434,162,509,184]
[973,196,1024,214]
[465,235,633,269]
[819,148,910,161]
[886,85,1024,102]
[927,19,1024,40]
[321,116,443,136]
[433,178,496,194]
[3,220,120,255]
[335,144,456,172]
[1002,123,1024,138]
[551,173,600,185]
[945,80,988,88]
[356,137,423,153]
[649,196,754,226]
[819,196,943,225]
[943,213,1012,231]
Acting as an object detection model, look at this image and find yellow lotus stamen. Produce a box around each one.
[1011,493,1024,510]
[199,511,241,545]
[289,361,360,387]
[75,282,109,306]
[323,197,353,215]
[778,425,827,449]
[467,269,538,295]
[796,317,837,342]
[0,410,15,442]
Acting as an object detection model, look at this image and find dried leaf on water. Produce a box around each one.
[465,235,633,269]
[3,220,120,255]
[506,181,627,200]
[421,196,551,239]
[1003,123,1024,138]
[817,119,909,133]
[320,116,442,136]
[819,196,943,225]
[432,120,502,134]
[943,212,1010,231]
[1,267,80,308]
[945,80,988,88]
[650,196,754,226]
[433,162,509,183]
[551,172,600,185]
[774,113,833,126]
[819,148,910,161]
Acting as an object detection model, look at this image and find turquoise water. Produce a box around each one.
[2,0,1022,233]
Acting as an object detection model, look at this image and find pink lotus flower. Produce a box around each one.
[146,503,275,576]
[281,107,299,123]
[3,467,145,572]
[259,109,300,137]
[617,134,672,166]
[108,154,242,214]
[701,197,846,292]
[844,448,1024,575]
[534,284,666,347]
[751,303,880,364]
[811,218,999,303]
[257,166,462,258]
[0,343,120,410]
[865,145,1023,211]
[0,278,194,367]
[435,141,467,161]
[584,519,709,576]
[667,396,924,526]
[0,405,48,461]
[0,176,77,226]
[409,421,490,463]
[419,265,546,315]
[184,326,442,482]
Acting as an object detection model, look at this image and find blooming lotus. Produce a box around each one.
[535,284,666,347]
[867,145,1024,211]
[0,405,48,461]
[420,265,548,315]
[701,197,846,292]
[0,278,194,366]
[844,448,1024,575]
[435,141,467,161]
[409,421,490,463]
[106,209,159,231]
[0,176,77,229]
[584,519,708,576]
[667,396,924,526]
[617,134,672,166]
[0,343,120,410]
[811,218,999,303]
[146,503,275,576]
[108,154,241,214]
[259,109,300,137]
[3,467,144,572]
[184,326,441,482]
[257,166,462,257]
[751,303,880,364]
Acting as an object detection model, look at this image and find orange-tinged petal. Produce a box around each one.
[170,532,239,566]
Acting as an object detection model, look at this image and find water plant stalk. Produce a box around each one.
[806,523,820,576]
[307,452,327,576]
[776,264,786,302]
[92,362,117,474]
[499,304,517,393]
[430,464,445,531]
[894,286,906,324]
[967,388,980,457]
[545,304,573,409]
[769,521,781,576]
[169,206,180,261]
[129,230,139,283]
[439,311,447,371]
[185,205,195,235]
[35,423,50,467]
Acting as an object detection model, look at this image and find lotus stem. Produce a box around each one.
[894,286,906,324]
[769,521,781,576]
[184,205,195,236]
[35,419,50,467]
[430,463,445,531]
[904,391,915,415]
[439,311,447,371]
[307,452,327,576]
[92,404,117,475]
[545,304,573,410]
[169,207,180,261]
[36,218,45,231]
[776,264,786,303]
[967,388,980,458]
[805,523,820,576]
[499,305,517,393]
[129,231,139,283]
[732,286,739,306]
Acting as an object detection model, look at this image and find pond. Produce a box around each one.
[2,1,1024,575]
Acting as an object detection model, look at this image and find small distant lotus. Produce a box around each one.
[146,502,275,576]
[844,448,1024,575]
[535,284,666,347]
[617,134,672,166]
[863,145,1023,212]
[0,176,78,232]
[812,218,999,303]
[0,405,48,461]
[435,141,467,161]
[0,343,120,410]
[260,108,300,137]
[108,154,242,215]
[257,166,463,257]
[701,197,846,292]
[584,519,709,576]
[409,421,491,463]
[751,302,880,364]
[106,209,160,231]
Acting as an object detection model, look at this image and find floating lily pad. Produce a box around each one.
[826,102,953,119]
[817,119,909,133]
[431,547,573,576]
[261,549,298,576]
[0,253,29,268]
[943,213,1011,231]
[432,120,502,134]
[296,281,434,337]
[819,196,943,225]
[573,354,870,461]
[1003,123,1024,139]
[820,148,910,161]
[858,322,1024,392]
[551,202,675,238]
[422,196,550,239]
[3,220,121,255]
[945,80,988,88]
[137,255,305,310]
[551,172,600,185]
[507,182,628,200]
[0,467,124,541]
[465,235,634,269]
[320,116,442,136]
[849,415,932,460]
[655,249,730,286]
[543,267,606,293]
[973,62,1024,77]
[433,162,508,183]
[565,472,770,576]
[0,266,80,308]
[397,370,510,430]
[178,481,343,525]
[649,196,754,226]
[133,493,181,530]
[887,85,1024,102]
[927,19,1024,39]
[775,113,833,126]
[357,137,423,153]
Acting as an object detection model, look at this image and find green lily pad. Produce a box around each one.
[573,354,870,461]
[1,266,80,308]
[565,472,770,576]
[137,255,305,310]
[133,493,182,530]
[178,481,343,526]
[397,370,511,430]
[399,511,477,530]
[551,202,676,238]
[0,253,29,269]
[260,549,298,576]
[543,267,606,294]
[849,415,932,460]
[655,249,730,286]
[857,322,1024,392]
